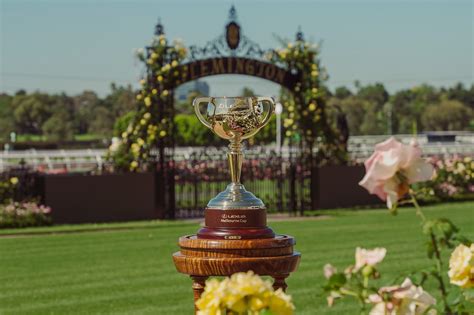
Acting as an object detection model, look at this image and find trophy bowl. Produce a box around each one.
[193,96,275,239]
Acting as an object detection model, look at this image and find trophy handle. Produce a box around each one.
[193,97,213,129]
[256,97,275,127]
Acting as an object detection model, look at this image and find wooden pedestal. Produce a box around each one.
[172,234,301,313]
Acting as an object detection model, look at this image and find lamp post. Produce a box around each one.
[275,102,283,152]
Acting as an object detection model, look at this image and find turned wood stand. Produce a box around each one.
[173,234,301,313]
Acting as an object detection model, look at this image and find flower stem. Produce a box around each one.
[429,231,452,314]
[410,192,452,314]
[409,191,426,222]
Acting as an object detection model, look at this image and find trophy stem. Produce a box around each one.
[228,138,243,184]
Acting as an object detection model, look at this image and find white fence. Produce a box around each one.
[1,134,474,172]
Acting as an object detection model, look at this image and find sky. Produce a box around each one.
[0,0,472,98]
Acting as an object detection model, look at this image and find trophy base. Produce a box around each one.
[197,208,275,240]
[197,227,275,240]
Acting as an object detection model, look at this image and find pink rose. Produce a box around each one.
[369,278,437,315]
[359,137,434,209]
[323,264,337,279]
[354,247,387,271]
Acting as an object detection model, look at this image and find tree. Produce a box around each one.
[0,94,14,141]
[329,96,366,136]
[421,100,472,131]
[391,84,440,133]
[356,83,389,109]
[174,114,221,146]
[442,82,474,110]
[103,83,136,117]
[11,92,52,135]
[334,86,352,99]
[241,87,255,97]
[175,90,204,115]
[42,109,74,141]
[89,106,115,137]
[73,90,100,134]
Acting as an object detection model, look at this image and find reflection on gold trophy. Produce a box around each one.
[193,96,275,239]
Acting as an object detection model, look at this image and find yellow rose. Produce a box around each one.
[150,52,158,60]
[269,289,295,315]
[144,113,151,119]
[130,161,138,170]
[311,70,318,77]
[159,130,167,137]
[10,177,18,185]
[448,243,474,288]
[196,279,225,315]
[152,89,158,95]
[196,272,294,314]
[308,103,316,111]
[157,75,163,82]
[136,94,142,100]
[162,90,169,97]
[139,79,145,85]
[121,132,128,139]
[171,60,178,67]
[144,97,152,107]
[140,119,146,125]
[131,143,140,154]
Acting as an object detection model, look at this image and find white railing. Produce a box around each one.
[1,133,473,172]
[0,148,106,172]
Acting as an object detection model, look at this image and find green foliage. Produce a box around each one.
[241,87,256,97]
[11,92,52,135]
[334,86,352,99]
[356,82,389,108]
[42,109,75,141]
[0,94,14,141]
[331,82,474,135]
[88,106,115,138]
[113,110,136,137]
[421,100,472,131]
[0,177,17,204]
[174,114,223,146]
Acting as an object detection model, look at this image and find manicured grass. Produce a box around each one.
[0,202,473,314]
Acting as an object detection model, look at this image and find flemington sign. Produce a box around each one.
[180,57,299,90]
[179,5,301,90]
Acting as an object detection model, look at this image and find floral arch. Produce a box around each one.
[111,6,348,172]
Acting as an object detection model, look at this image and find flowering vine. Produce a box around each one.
[109,34,187,171]
[270,40,347,165]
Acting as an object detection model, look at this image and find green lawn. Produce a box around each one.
[0,202,473,315]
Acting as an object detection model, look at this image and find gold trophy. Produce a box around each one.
[193,96,275,239]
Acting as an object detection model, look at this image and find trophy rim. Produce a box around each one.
[205,96,275,100]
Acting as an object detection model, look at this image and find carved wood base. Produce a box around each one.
[172,234,301,313]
